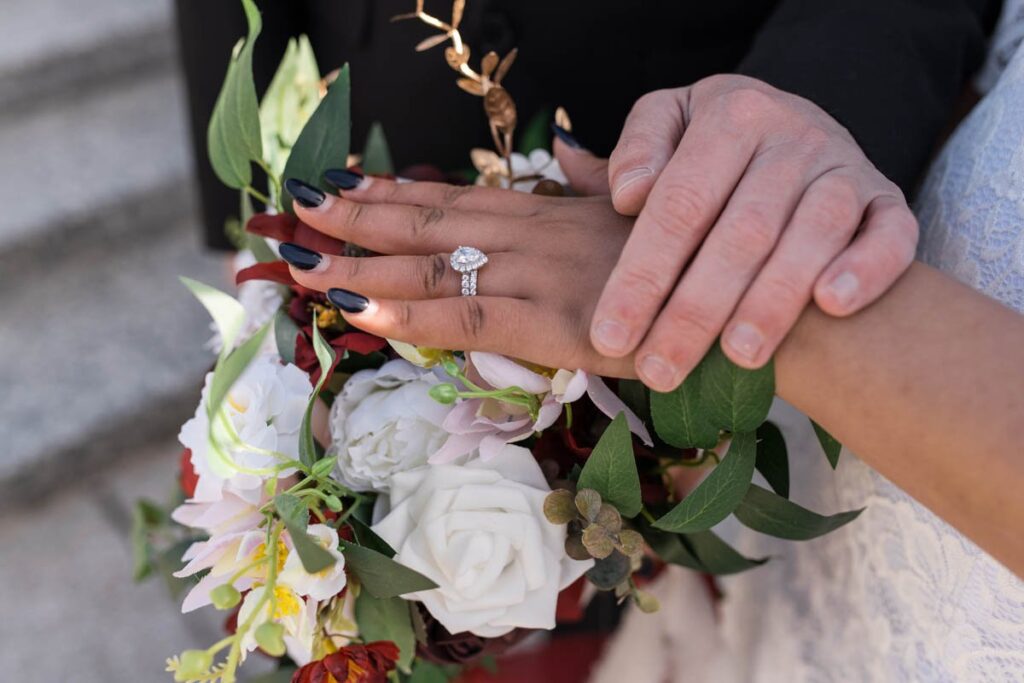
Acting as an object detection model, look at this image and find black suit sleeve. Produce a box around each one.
[737,0,1000,195]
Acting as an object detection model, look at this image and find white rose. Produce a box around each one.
[372,444,593,637]
[179,355,310,504]
[327,359,452,493]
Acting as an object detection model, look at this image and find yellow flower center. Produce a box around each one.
[273,585,301,619]
[253,538,289,574]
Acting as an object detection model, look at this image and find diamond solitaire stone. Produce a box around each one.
[449,246,488,273]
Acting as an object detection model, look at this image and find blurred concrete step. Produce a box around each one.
[0,0,174,111]
[0,68,194,274]
[0,217,226,509]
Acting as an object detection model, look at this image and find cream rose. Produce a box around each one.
[372,444,593,637]
[327,359,452,493]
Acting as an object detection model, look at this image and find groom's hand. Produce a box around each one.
[559,75,918,392]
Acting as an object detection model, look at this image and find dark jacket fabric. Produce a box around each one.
[175,0,1000,250]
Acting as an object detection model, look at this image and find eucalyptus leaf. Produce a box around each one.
[274,493,337,574]
[651,358,718,449]
[653,431,757,533]
[755,421,789,498]
[348,516,397,558]
[273,309,301,365]
[682,530,768,575]
[585,551,632,590]
[299,315,336,468]
[734,484,863,540]
[340,540,437,598]
[701,343,775,432]
[577,413,642,518]
[362,121,395,175]
[355,593,415,672]
[180,278,245,356]
[283,64,351,208]
[812,420,842,469]
[207,0,263,189]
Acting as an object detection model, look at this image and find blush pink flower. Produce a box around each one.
[430,352,652,463]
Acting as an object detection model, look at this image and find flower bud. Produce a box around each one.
[324,494,343,512]
[441,357,461,377]
[428,383,459,405]
[175,650,212,680]
[210,583,241,610]
[255,621,287,657]
[311,456,337,479]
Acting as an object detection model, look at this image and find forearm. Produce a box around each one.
[776,262,1024,576]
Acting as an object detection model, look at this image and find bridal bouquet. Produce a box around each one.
[133,2,861,681]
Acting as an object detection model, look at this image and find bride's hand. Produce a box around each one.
[280,175,636,378]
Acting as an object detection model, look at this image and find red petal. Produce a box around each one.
[179,448,198,498]
[555,577,587,623]
[247,212,298,242]
[236,261,296,286]
[333,332,387,356]
[293,222,346,256]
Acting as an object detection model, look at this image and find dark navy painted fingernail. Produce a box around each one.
[327,288,369,313]
[324,168,365,190]
[551,123,582,149]
[285,178,325,208]
[279,242,322,271]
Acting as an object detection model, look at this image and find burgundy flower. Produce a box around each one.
[179,448,198,498]
[291,642,400,683]
[416,605,526,666]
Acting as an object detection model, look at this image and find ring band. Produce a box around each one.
[449,246,488,297]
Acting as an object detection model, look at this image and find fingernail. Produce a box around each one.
[593,320,630,353]
[824,271,859,309]
[327,288,369,314]
[639,355,678,391]
[613,167,654,199]
[725,323,764,363]
[285,178,326,208]
[279,242,323,271]
[325,168,365,191]
[550,123,583,150]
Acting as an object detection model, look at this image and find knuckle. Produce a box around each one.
[797,125,832,154]
[441,184,472,208]
[652,182,713,236]
[722,204,779,256]
[420,254,450,295]
[660,303,719,346]
[617,266,668,305]
[342,256,362,282]
[412,206,445,238]
[759,271,810,310]
[805,182,863,231]
[457,298,486,340]
[344,200,366,229]
[722,87,779,123]
[394,300,413,332]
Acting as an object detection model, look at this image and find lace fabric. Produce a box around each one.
[713,38,1024,683]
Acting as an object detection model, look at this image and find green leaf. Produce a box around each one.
[755,421,789,498]
[208,322,272,421]
[348,516,397,558]
[355,593,415,672]
[681,530,767,575]
[812,420,842,469]
[299,315,336,468]
[701,343,775,432]
[639,519,705,572]
[361,121,395,175]
[273,309,301,365]
[653,431,757,533]
[283,63,351,208]
[651,358,718,449]
[340,540,437,598]
[734,484,863,540]
[247,669,298,683]
[409,661,452,683]
[260,35,321,182]
[180,278,246,355]
[518,107,552,154]
[616,379,650,424]
[131,501,159,581]
[206,0,263,189]
[577,413,642,518]
[274,493,338,573]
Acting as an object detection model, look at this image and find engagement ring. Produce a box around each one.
[449,246,488,296]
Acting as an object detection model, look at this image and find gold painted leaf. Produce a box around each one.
[481,51,499,78]
[390,11,420,22]
[444,45,470,70]
[451,0,466,28]
[456,77,484,96]
[555,106,572,132]
[484,86,517,129]
[470,147,503,172]
[416,32,452,52]
[494,47,518,83]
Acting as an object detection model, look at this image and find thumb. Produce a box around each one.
[552,127,610,196]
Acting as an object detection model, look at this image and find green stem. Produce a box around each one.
[244,184,272,207]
